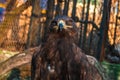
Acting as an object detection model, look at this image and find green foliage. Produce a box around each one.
[24,76,31,80]
[7,68,21,80]
[102,61,120,80]
[77,0,82,3]
[77,0,98,5]
[7,68,31,80]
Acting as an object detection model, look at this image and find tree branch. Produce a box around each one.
[0,46,41,76]
[79,20,99,31]
[8,0,32,14]
[6,0,17,11]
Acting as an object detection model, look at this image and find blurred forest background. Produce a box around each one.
[0,0,120,80]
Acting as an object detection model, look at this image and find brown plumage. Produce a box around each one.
[31,15,102,80]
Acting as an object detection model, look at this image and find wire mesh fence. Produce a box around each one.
[0,0,119,55]
[0,10,31,51]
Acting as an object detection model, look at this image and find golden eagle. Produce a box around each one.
[31,15,102,80]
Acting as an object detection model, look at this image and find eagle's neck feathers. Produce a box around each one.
[42,33,75,62]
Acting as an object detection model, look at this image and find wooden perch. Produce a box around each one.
[0,46,41,76]
[79,20,99,31]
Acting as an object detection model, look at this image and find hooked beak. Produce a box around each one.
[58,23,64,31]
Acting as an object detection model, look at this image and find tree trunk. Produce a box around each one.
[72,0,77,18]
[56,0,64,16]
[78,0,86,47]
[63,0,70,15]
[97,0,112,61]
[88,0,97,54]
[43,0,55,42]
[26,0,41,48]
[82,0,90,51]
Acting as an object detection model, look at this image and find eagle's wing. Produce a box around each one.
[31,45,43,80]
[71,43,102,80]
[31,44,102,80]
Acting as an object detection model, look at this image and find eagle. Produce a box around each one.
[31,15,102,80]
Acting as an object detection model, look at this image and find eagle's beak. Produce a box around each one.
[58,23,64,31]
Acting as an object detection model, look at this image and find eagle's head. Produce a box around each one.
[49,15,78,37]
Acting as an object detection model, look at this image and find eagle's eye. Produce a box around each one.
[66,19,73,26]
[51,21,57,26]
[49,20,58,32]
